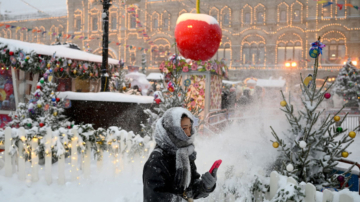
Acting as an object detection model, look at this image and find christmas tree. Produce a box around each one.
[141,54,203,138]
[141,53,147,74]
[8,71,71,134]
[333,59,360,108]
[109,70,131,93]
[271,37,356,191]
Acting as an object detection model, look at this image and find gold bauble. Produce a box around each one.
[53,111,58,116]
[122,86,126,91]
[90,73,93,77]
[73,70,77,74]
[349,131,356,139]
[272,142,279,148]
[37,104,42,108]
[334,116,341,122]
[280,101,287,107]
[341,151,349,158]
[47,63,51,68]
[56,64,60,68]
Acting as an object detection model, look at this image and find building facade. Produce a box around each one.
[1,0,360,78]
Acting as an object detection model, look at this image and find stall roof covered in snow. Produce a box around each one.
[57,92,153,104]
[0,38,119,64]
[222,80,241,85]
[256,79,286,88]
[147,73,163,81]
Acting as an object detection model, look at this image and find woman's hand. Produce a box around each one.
[201,168,217,190]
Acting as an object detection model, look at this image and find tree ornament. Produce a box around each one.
[53,111,58,116]
[56,64,60,68]
[67,126,71,129]
[341,151,349,158]
[47,63,51,68]
[155,98,161,104]
[280,100,287,107]
[36,85,41,89]
[122,86,126,91]
[324,93,331,99]
[27,123,32,128]
[334,116,341,122]
[168,86,175,92]
[299,141,307,149]
[272,142,279,148]
[60,68,64,72]
[83,70,86,73]
[73,70,77,74]
[349,131,356,138]
[286,164,294,172]
[90,73,93,77]
[51,98,56,102]
[336,127,343,133]
[39,123,44,127]
[25,56,30,60]
[40,79,44,84]
[56,98,60,102]
[37,103,42,108]
[337,175,345,182]
[9,51,14,56]
[51,91,54,95]
[174,3,222,61]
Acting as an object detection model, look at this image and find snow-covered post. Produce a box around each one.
[4,127,12,177]
[58,154,65,185]
[71,129,78,181]
[45,128,52,185]
[304,183,316,202]
[269,171,279,199]
[17,127,26,181]
[84,141,91,178]
[31,136,39,182]
[96,143,103,172]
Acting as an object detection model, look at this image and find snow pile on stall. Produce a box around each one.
[125,72,151,96]
[57,92,153,104]
[176,13,219,25]
[0,38,119,64]
[146,73,163,81]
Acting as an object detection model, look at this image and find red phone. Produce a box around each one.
[209,160,222,174]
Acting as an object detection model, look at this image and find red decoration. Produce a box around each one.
[4,83,13,96]
[67,126,71,129]
[83,70,86,73]
[168,86,175,92]
[324,92,331,99]
[60,68,64,72]
[155,98,161,104]
[9,51,14,56]
[175,13,222,61]
[36,85,41,89]
[39,123,44,127]
[56,98,60,102]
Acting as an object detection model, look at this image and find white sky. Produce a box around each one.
[0,0,67,16]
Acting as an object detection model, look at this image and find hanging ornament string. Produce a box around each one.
[309,39,325,58]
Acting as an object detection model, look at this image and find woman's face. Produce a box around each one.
[181,117,192,137]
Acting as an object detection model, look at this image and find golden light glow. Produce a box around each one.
[352,61,357,66]
[285,62,291,67]
[187,25,193,28]
[291,62,297,67]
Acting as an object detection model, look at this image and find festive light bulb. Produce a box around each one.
[286,164,294,172]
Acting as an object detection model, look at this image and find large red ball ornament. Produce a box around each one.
[9,51,14,56]
[324,93,331,99]
[39,123,44,127]
[175,13,222,61]
[36,85,41,89]
[155,98,161,104]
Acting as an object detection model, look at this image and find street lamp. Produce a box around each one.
[291,62,297,67]
[100,0,112,92]
[285,62,291,67]
[352,61,357,66]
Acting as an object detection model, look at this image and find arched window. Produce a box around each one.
[131,53,136,63]
[245,13,251,24]
[130,14,136,28]
[277,42,286,64]
[75,17,81,31]
[280,10,286,22]
[242,44,250,64]
[153,18,158,28]
[111,13,117,30]
[257,12,264,23]
[242,43,265,65]
[337,1,345,17]
[212,44,231,63]
[163,18,168,28]
[92,17,98,31]
[223,13,230,26]
[210,9,218,21]
[277,42,302,64]
[293,9,300,21]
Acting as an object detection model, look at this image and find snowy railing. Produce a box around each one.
[0,127,154,185]
[264,171,357,202]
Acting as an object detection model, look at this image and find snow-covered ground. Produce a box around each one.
[0,103,359,201]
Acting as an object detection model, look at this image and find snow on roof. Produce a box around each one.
[125,72,151,95]
[0,38,119,64]
[57,92,154,104]
[222,80,241,85]
[147,73,163,81]
[0,0,67,17]
[256,79,286,88]
[176,13,218,25]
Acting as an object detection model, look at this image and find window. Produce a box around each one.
[76,18,81,31]
[322,7,331,17]
[210,10,218,21]
[280,10,286,22]
[153,18,158,28]
[223,13,229,26]
[257,12,264,23]
[92,17,98,31]
[111,14,117,30]
[242,44,264,65]
[163,18,168,28]
[293,9,300,21]
[337,1,345,17]
[277,42,302,64]
[130,14,136,28]
[131,53,136,63]
[213,44,231,62]
[245,13,250,24]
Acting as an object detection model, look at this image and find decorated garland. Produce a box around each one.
[0,43,119,80]
[158,54,228,78]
